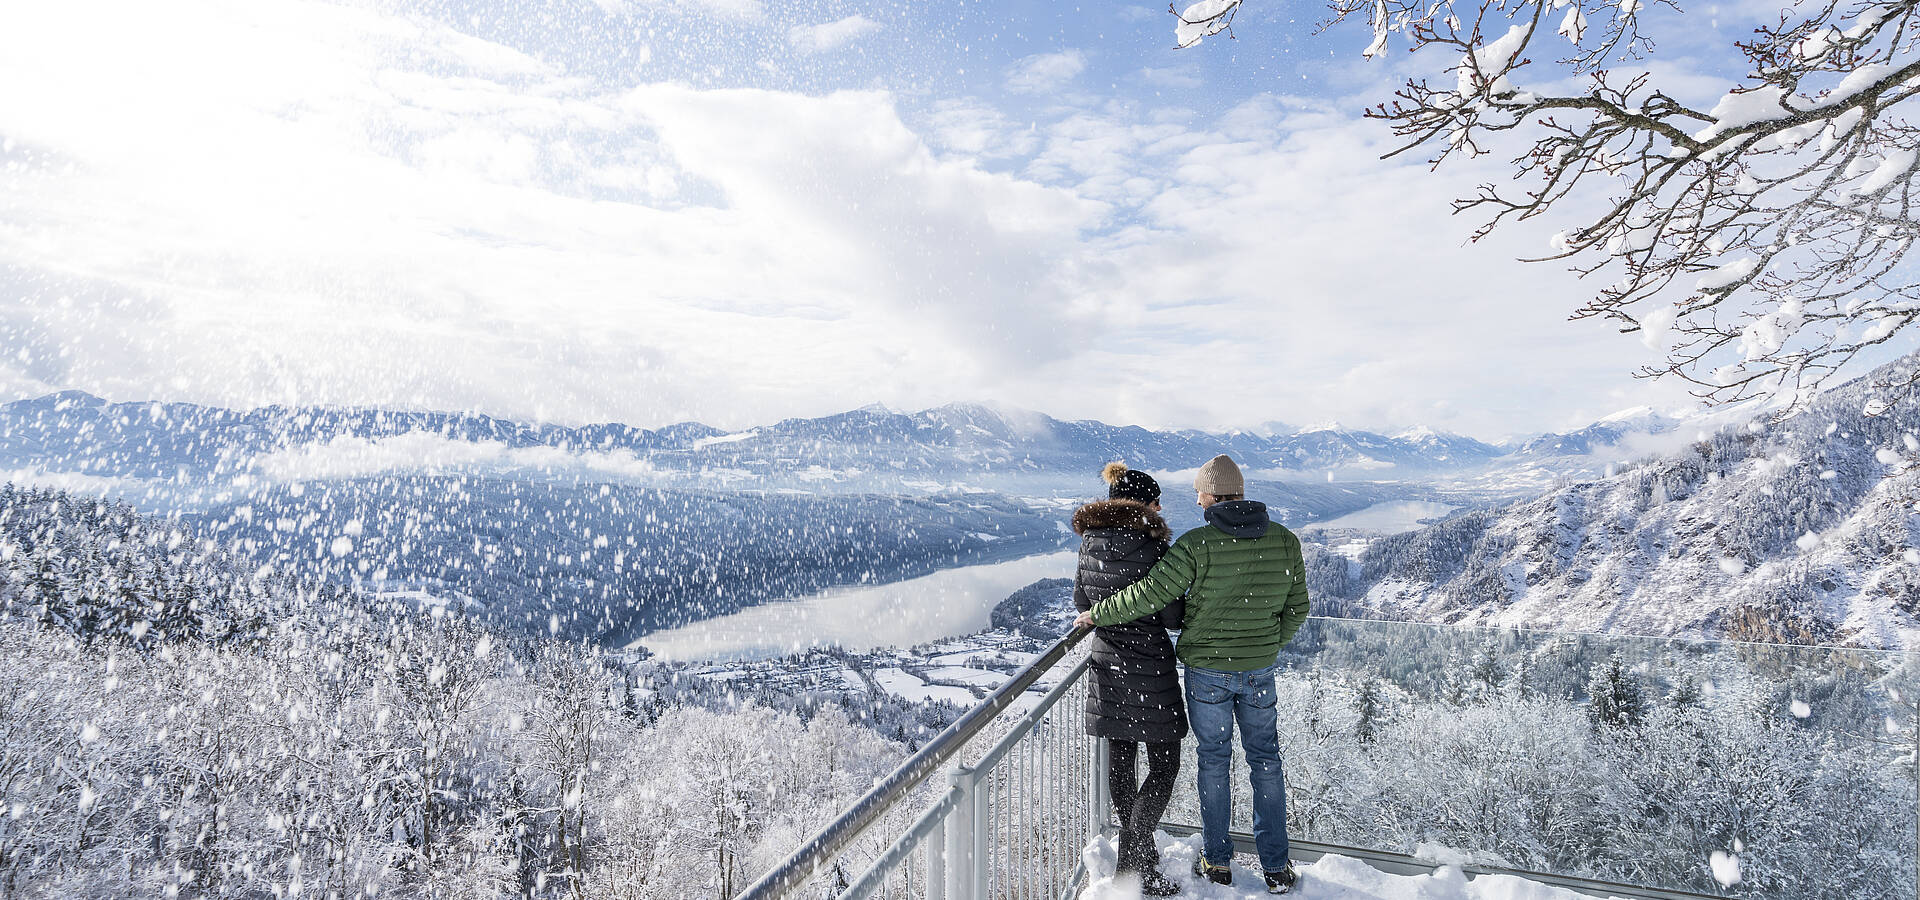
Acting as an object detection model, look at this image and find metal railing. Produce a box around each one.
[736,615,1920,900]
[735,626,1102,900]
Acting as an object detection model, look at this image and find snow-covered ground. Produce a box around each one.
[873,667,981,705]
[1082,833,1619,900]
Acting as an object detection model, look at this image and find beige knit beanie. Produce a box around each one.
[1193,454,1244,495]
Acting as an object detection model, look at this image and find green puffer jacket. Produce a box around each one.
[1087,500,1310,672]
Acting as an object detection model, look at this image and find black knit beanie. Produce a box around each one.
[1101,462,1161,505]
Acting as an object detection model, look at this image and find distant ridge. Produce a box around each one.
[0,392,1515,479]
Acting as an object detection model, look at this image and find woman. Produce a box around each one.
[1073,462,1186,896]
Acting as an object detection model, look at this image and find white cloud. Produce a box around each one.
[0,1,1109,430]
[1006,50,1088,94]
[926,99,1038,158]
[598,0,767,19]
[0,0,1781,439]
[1136,67,1205,89]
[789,15,882,54]
[974,94,1710,436]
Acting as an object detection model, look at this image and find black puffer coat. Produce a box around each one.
[1072,500,1188,743]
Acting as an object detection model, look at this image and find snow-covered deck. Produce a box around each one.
[1081,832,1620,900]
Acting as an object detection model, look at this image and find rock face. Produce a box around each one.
[990,578,1077,640]
[1322,353,1920,648]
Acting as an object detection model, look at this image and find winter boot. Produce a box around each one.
[1112,831,1135,872]
[1191,856,1231,886]
[1136,868,1182,896]
[1263,864,1298,894]
[1116,832,1179,895]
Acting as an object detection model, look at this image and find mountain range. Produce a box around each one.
[0,391,1691,495]
[14,383,1880,646]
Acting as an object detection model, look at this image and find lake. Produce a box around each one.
[635,550,1078,662]
[1302,500,1458,534]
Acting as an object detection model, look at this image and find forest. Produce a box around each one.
[1163,618,1920,898]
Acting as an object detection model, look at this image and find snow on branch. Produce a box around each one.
[1174,0,1243,48]
[1185,0,1920,411]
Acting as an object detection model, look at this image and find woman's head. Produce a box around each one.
[1101,461,1162,509]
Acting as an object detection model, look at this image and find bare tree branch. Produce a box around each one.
[1189,0,1920,411]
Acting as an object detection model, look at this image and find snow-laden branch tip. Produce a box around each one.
[1365,0,1392,57]
[1173,0,1242,48]
[1558,6,1588,43]
[1457,25,1530,98]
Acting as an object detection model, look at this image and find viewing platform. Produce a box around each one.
[735,618,1917,900]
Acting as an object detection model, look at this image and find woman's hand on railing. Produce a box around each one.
[1072,611,1095,630]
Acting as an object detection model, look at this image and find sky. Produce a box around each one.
[2,0,1912,440]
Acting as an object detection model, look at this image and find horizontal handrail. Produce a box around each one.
[732,624,1093,900]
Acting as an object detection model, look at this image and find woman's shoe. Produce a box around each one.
[1137,868,1182,896]
[1263,864,1298,894]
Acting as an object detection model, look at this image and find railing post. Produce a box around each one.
[926,810,947,900]
[945,767,979,900]
[969,767,989,896]
[1090,737,1111,840]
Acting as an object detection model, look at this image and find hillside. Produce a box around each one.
[0,483,916,900]
[185,477,1073,642]
[1322,355,1920,647]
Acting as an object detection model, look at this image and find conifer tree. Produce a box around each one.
[1587,653,1648,729]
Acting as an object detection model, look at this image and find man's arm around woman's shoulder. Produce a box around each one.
[1084,535,1200,627]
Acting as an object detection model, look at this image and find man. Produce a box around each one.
[1072,454,1310,894]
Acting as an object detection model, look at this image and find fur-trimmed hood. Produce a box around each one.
[1072,499,1172,542]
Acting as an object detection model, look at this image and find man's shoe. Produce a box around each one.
[1263,864,1298,894]
[1191,856,1231,886]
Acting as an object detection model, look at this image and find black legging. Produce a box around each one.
[1108,739,1181,867]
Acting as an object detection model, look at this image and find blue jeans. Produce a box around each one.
[1184,663,1290,871]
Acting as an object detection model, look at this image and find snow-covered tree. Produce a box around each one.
[1587,652,1649,728]
[1354,672,1385,743]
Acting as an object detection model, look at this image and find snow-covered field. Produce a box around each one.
[1081,833,1618,900]
[873,667,982,704]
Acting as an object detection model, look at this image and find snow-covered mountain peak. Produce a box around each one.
[1393,424,1460,442]
[1596,404,1661,425]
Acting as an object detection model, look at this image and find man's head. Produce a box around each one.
[1193,454,1244,508]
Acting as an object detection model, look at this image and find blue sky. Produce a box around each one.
[1,0,1906,439]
